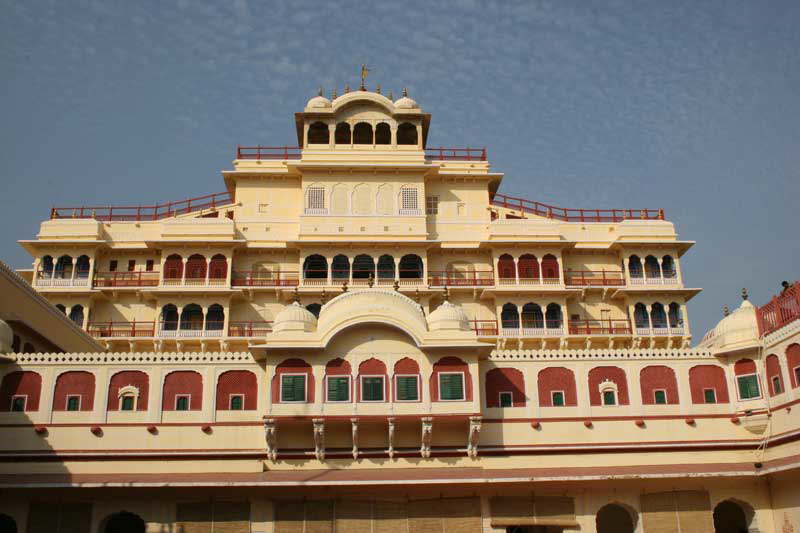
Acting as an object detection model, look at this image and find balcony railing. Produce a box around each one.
[491,193,664,223]
[158,321,225,338]
[35,271,91,287]
[568,319,632,335]
[93,271,160,288]
[500,323,564,337]
[228,321,273,337]
[161,277,228,287]
[50,191,234,221]
[757,282,800,337]
[232,271,299,287]
[564,270,625,287]
[635,325,685,336]
[301,271,425,288]
[424,147,487,161]
[629,275,680,286]
[428,271,494,287]
[236,146,302,160]
[497,276,561,286]
[471,320,499,336]
[87,321,156,338]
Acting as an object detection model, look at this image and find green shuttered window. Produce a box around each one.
[654,390,667,404]
[327,376,350,402]
[396,376,419,401]
[439,373,465,401]
[737,374,760,400]
[67,395,80,411]
[281,374,307,402]
[704,388,717,403]
[362,377,384,401]
[552,391,565,406]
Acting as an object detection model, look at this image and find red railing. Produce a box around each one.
[87,321,156,338]
[471,319,499,336]
[228,321,273,337]
[425,147,487,161]
[757,282,800,336]
[50,191,234,221]
[491,193,664,223]
[93,271,160,288]
[428,270,495,287]
[232,271,300,287]
[564,270,626,287]
[568,319,632,335]
[236,146,302,160]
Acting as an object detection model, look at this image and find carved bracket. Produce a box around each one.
[467,416,482,458]
[351,418,359,460]
[264,418,277,462]
[387,417,396,459]
[420,417,433,459]
[313,418,325,461]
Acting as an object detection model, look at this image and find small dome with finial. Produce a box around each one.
[306,88,331,110]
[394,87,418,109]
[427,300,471,332]
[273,301,318,333]
[699,288,759,353]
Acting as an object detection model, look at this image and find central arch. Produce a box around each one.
[596,503,635,533]
[103,511,145,533]
[713,500,750,533]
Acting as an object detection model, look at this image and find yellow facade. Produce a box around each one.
[1,88,798,533]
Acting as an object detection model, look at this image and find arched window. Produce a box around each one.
[163,371,203,411]
[161,304,178,331]
[501,303,520,330]
[352,183,372,215]
[179,304,204,332]
[358,358,388,402]
[668,302,682,327]
[331,255,349,280]
[0,513,16,533]
[206,304,224,330]
[734,359,761,400]
[75,255,90,278]
[537,367,577,406]
[662,255,676,278]
[545,303,562,329]
[164,254,183,280]
[41,255,54,274]
[325,358,352,403]
[185,254,207,280]
[68,305,84,327]
[399,186,418,213]
[497,254,515,281]
[352,122,373,144]
[305,303,321,318]
[640,365,678,404]
[377,255,395,280]
[216,370,257,410]
[375,123,391,144]
[393,358,420,402]
[272,359,314,403]
[644,255,660,278]
[330,183,349,215]
[485,367,525,408]
[54,255,73,279]
[334,122,351,144]
[108,370,148,411]
[352,254,375,279]
[689,365,729,404]
[397,122,417,145]
[588,366,629,406]
[596,503,635,533]
[303,255,328,279]
[766,354,784,396]
[307,121,329,144]
[376,184,393,215]
[634,303,649,328]
[11,335,20,352]
[713,500,753,533]
[305,185,326,212]
[628,255,643,279]
[208,254,227,280]
[53,371,95,411]
[788,344,800,389]
[521,303,544,329]
[399,254,423,279]
[0,371,42,412]
[518,254,539,281]
[431,357,471,402]
[541,254,559,281]
[651,303,667,329]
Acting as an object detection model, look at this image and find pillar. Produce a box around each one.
[225,253,232,287]
[201,305,208,336]
[205,258,211,286]
[390,125,397,147]
[180,257,187,286]
[87,256,96,288]
[513,257,519,284]
[557,255,565,285]
[646,304,653,333]
[393,256,400,282]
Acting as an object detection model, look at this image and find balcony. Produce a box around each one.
[564,270,625,287]
[236,146,302,160]
[635,325,686,336]
[232,271,299,287]
[491,192,664,223]
[568,319,632,335]
[50,191,234,221]
[35,271,90,288]
[228,321,273,337]
[157,321,225,338]
[87,321,156,338]
[757,282,799,336]
[428,271,494,287]
[301,271,426,289]
[500,323,564,337]
[93,271,160,288]
[424,147,487,161]
[497,276,561,287]
[629,273,680,286]
[471,320,499,336]
[160,276,228,288]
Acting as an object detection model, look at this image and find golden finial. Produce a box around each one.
[388,90,394,100]
[376,84,381,94]
[360,64,370,90]
[317,87,323,97]
[293,286,300,304]
[723,305,730,317]
[402,87,408,97]
[342,280,348,293]
[344,84,350,94]
[368,272,375,288]
[741,288,749,301]
[331,88,337,99]
[393,280,399,292]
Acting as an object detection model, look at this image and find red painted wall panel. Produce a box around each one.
[788,344,800,388]
[485,367,525,407]
[53,371,95,411]
[537,367,577,407]
[734,358,756,375]
[765,354,784,396]
[688,365,729,404]
[430,356,472,402]
[588,366,629,406]
[107,370,149,411]
[0,371,42,411]
[640,365,679,405]
[215,370,257,410]
[271,359,314,403]
[163,371,203,411]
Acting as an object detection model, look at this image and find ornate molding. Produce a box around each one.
[387,417,396,459]
[264,418,277,462]
[313,418,325,461]
[467,416,482,458]
[351,418,359,460]
[420,417,433,459]
[489,347,715,361]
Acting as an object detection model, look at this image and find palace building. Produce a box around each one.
[0,86,799,533]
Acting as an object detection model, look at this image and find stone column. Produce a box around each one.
[180,257,187,286]
[514,257,519,284]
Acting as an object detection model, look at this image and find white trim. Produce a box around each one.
[10,395,27,412]
[65,394,82,411]
[551,390,565,407]
[702,387,717,404]
[279,373,308,404]
[228,393,244,410]
[653,388,668,404]
[174,394,191,411]
[438,371,466,402]
[325,375,351,403]
[770,375,783,396]
[498,391,513,408]
[359,374,386,403]
[394,374,420,402]
[735,372,762,401]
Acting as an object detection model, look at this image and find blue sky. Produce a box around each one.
[1,0,798,339]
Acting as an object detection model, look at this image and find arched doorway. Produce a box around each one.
[713,500,749,533]
[0,514,16,533]
[103,511,145,533]
[596,503,634,533]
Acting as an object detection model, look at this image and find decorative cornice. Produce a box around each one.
[489,347,716,361]
[9,352,255,365]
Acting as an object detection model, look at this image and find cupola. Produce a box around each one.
[427,300,471,332]
[273,301,318,333]
[699,289,760,354]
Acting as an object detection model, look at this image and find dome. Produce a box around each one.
[394,96,418,109]
[305,94,332,109]
[0,319,12,353]
[273,302,318,333]
[699,297,759,353]
[427,300,471,332]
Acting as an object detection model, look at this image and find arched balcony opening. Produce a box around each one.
[68,305,84,327]
[497,254,515,284]
[352,254,375,281]
[331,255,349,281]
[75,255,90,278]
[662,255,676,278]
[628,255,643,279]
[501,303,520,334]
[596,503,636,533]
[164,254,183,280]
[185,254,207,283]
[644,255,661,279]
[55,304,66,314]
[393,358,420,402]
[307,121,329,144]
[206,304,225,332]
[375,122,391,144]
[334,122,351,144]
[668,302,683,330]
[352,122,373,144]
[161,304,178,331]
[377,254,395,283]
[179,304,204,334]
[208,254,227,283]
[41,255,54,274]
[541,254,559,283]
[521,303,544,332]
[54,255,73,279]
[303,254,328,282]
[306,303,321,318]
[545,303,563,330]
[634,303,649,330]
[397,122,417,145]
[399,254,423,280]
[651,303,668,330]
[102,511,145,533]
[518,254,540,282]
[713,500,754,533]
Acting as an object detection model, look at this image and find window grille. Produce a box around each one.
[327,377,350,402]
[602,390,616,405]
[426,195,439,215]
[306,187,325,211]
[439,373,465,401]
[396,376,419,401]
[400,187,418,213]
[120,395,135,411]
[176,396,190,411]
[281,375,306,403]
